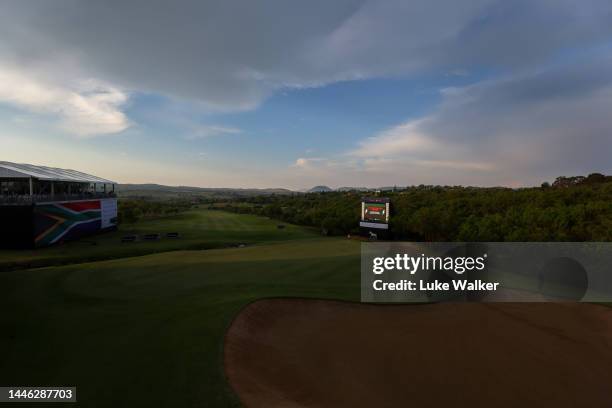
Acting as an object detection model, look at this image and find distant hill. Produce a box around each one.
[307,185,333,193]
[312,186,402,192]
[336,187,372,192]
[117,184,295,199]
[115,183,403,199]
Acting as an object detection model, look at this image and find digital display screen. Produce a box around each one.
[361,198,389,224]
[363,203,387,222]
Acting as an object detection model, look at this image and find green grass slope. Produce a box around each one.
[0,209,317,271]
[0,237,360,407]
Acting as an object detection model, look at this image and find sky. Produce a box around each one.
[1,0,611,189]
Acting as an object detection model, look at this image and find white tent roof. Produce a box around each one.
[0,161,115,184]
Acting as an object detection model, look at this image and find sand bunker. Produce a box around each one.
[224,299,612,408]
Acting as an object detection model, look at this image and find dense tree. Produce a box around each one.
[118,199,192,224]
[218,180,612,241]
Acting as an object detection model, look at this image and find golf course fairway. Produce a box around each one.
[0,208,318,271]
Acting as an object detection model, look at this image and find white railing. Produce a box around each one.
[0,193,116,205]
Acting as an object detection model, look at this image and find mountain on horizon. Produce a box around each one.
[307,185,333,193]
[336,186,371,192]
[117,183,294,199]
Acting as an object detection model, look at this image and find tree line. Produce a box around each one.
[118,199,193,224]
[218,178,612,241]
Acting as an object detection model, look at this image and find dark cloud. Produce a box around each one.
[1,0,612,109]
[0,0,363,109]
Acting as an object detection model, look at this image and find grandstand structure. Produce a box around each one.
[0,162,118,248]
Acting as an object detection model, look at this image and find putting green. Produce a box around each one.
[0,233,361,407]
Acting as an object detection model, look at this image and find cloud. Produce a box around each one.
[0,64,128,136]
[1,0,611,112]
[293,157,326,168]
[298,57,612,187]
[0,0,611,187]
[349,120,438,158]
[186,125,242,140]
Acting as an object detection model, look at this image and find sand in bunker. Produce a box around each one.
[224,299,612,408]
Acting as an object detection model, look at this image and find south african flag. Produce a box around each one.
[33,200,102,247]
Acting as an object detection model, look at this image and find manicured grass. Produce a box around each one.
[0,215,360,407]
[0,209,318,271]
